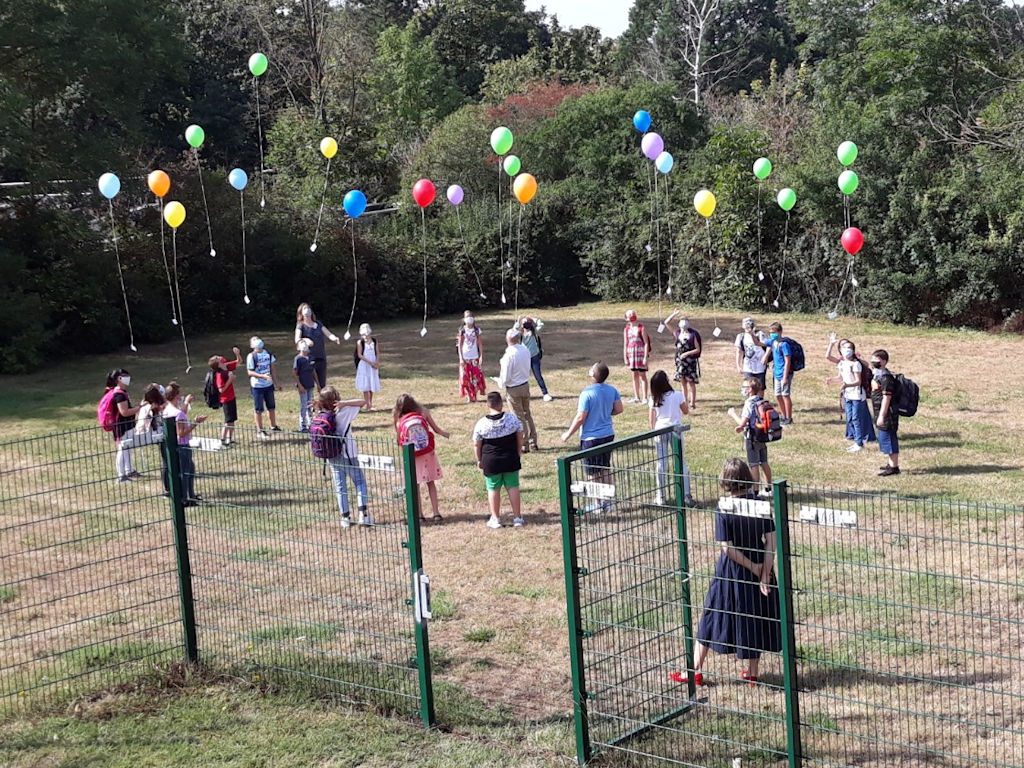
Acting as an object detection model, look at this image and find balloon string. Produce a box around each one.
[654,171,662,318]
[514,204,523,317]
[157,199,177,324]
[773,213,789,307]
[193,147,215,256]
[497,161,505,303]
[507,189,513,266]
[312,157,331,249]
[456,206,486,298]
[171,229,192,371]
[706,218,718,328]
[756,181,765,282]
[664,174,674,296]
[254,76,266,208]
[108,200,136,351]
[832,258,854,317]
[346,222,358,336]
[240,191,248,302]
[421,207,428,330]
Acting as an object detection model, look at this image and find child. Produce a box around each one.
[472,391,525,529]
[727,377,773,497]
[107,368,140,482]
[138,384,169,495]
[518,315,552,402]
[208,347,242,446]
[764,322,794,424]
[824,335,875,452]
[670,457,780,687]
[293,339,317,431]
[247,336,281,439]
[163,382,208,507]
[622,309,651,403]
[457,310,485,403]
[393,393,450,522]
[314,386,372,528]
[648,370,692,507]
[354,323,380,411]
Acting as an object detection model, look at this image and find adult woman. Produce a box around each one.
[622,310,651,403]
[163,382,208,506]
[107,368,140,482]
[294,302,340,389]
[824,335,875,451]
[665,309,702,409]
[518,315,552,402]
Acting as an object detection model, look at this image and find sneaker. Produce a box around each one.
[878,466,901,477]
[846,444,863,453]
[358,511,374,527]
[270,426,282,432]
[116,476,132,483]
[529,442,540,451]
[521,445,530,454]
[684,495,696,507]
[628,396,640,404]
[542,393,553,402]
[298,427,309,433]
[780,417,793,426]
[127,471,142,479]
[221,440,233,448]
[340,515,352,529]
[579,503,602,515]
[183,499,198,508]
[256,430,269,441]
[513,517,524,527]
[758,488,772,499]
[654,494,665,506]
[486,517,503,529]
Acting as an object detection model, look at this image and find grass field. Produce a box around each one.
[2,301,1024,766]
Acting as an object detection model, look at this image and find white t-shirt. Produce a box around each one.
[735,331,767,374]
[333,405,361,456]
[459,326,481,361]
[650,390,687,428]
[837,359,865,400]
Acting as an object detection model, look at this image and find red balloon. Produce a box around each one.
[412,178,436,208]
[841,227,864,255]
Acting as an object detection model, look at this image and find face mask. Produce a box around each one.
[841,347,854,359]
[680,320,690,329]
[302,307,312,318]
[770,332,780,341]
[119,375,130,386]
[465,317,475,326]
[254,340,264,351]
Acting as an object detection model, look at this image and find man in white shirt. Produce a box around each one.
[497,328,538,452]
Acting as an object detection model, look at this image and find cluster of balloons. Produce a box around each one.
[489,126,538,204]
[837,140,864,255]
[752,156,797,212]
[633,110,674,174]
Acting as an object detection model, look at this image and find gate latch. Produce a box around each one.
[414,568,432,623]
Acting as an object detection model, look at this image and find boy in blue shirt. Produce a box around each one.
[763,321,794,425]
[561,362,624,511]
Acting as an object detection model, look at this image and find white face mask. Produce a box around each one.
[302,307,312,318]
[680,320,690,329]
[465,317,475,326]
[841,347,854,359]
[119,375,130,386]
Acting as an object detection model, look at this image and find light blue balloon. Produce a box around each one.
[655,151,674,174]
[228,168,248,191]
[633,110,652,132]
[343,189,367,218]
[98,172,121,200]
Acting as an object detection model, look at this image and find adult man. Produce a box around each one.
[560,362,623,509]
[870,349,901,477]
[734,317,768,389]
[763,321,794,425]
[497,328,538,452]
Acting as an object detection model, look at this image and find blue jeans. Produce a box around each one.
[329,454,367,517]
[655,432,690,499]
[298,388,313,429]
[530,355,548,395]
[178,445,197,500]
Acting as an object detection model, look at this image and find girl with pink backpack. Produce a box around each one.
[393,393,450,522]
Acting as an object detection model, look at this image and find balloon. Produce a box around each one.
[248,52,268,77]
[655,151,674,174]
[503,155,521,176]
[490,126,513,155]
[753,157,772,180]
[633,110,652,132]
[446,184,464,205]
[343,189,367,218]
[412,178,436,208]
[841,227,864,255]
[319,137,338,159]
[185,125,205,149]
[693,189,716,218]
[164,201,186,229]
[97,172,121,200]
[641,132,664,160]
[147,170,170,198]
[513,173,537,205]
[228,168,248,191]
[837,141,858,166]
[838,170,859,195]
[777,188,797,211]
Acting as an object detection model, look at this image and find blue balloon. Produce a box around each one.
[97,172,121,200]
[655,151,674,174]
[228,168,248,191]
[343,189,367,218]
[633,110,652,133]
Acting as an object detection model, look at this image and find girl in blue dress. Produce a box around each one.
[671,457,780,687]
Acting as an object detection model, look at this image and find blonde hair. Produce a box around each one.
[315,386,340,412]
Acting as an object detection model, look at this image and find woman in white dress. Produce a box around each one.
[354,323,380,411]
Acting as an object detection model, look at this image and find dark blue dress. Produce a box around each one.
[696,497,781,660]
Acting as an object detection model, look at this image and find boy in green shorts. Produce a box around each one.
[473,391,525,528]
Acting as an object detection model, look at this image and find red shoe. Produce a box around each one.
[740,670,759,687]
[669,670,703,686]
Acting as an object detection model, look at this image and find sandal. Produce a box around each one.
[431,513,444,522]
[669,671,703,686]
[741,670,759,687]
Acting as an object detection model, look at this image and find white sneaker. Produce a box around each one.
[654,494,665,506]
[486,517,503,529]
[256,430,269,441]
[846,444,863,453]
[542,394,553,402]
[358,511,374,526]
[513,517,524,527]
[340,515,352,529]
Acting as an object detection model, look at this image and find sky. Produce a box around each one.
[524,0,633,39]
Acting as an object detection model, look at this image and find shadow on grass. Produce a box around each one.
[911,464,1020,475]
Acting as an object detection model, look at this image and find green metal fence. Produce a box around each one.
[559,430,1024,767]
[1,420,434,726]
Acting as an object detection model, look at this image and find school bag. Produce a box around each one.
[747,399,783,443]
[780,337,805,372]
[309,411,344,460]
[398,412,435,456]
[203,371,222,409]
[894,374,919,417]
[353,337,377,367]
[856,357,874,393]
[97,388,119,431]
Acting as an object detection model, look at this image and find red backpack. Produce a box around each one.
[747,399,783,443]
[97,388,119,431]
[397,412,435,456]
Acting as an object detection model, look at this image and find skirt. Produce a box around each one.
[459,362,485,399]
[415,450,443,485]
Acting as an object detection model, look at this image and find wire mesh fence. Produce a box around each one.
[559,430,1024,768]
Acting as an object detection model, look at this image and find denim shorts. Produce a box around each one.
[252,387,276,413]
[877,428,899,456]
[580,435,614,475]
[774,377,792,397]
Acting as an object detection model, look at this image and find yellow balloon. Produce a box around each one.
[320,137,338,159]
[693,189,717,218]
[513,173,538,205]
[163,200,186,229]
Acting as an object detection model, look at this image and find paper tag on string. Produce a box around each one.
[343,331,351,341]
[420,327,427,337]
[758,272,764,281]
[851,276,859,288]
[210,248,216,257]
[172,319,179,326]
[309,243,317,253]
[501,293,506,304]
[666,286,672,296]
[479,293,487,300]
[645,243,652,253]
[828,311,838,320]
[260,198,266,209]
[712,327,721,337]
[772,299,779,308]
[130,344,138,352]
[657,323,666,334]
[244,295,250,305]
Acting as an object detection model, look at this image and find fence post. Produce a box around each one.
[558,456,592,765]
[772,479,802,767]
[402,442,436,728]
[671,433,697,699]
[163,418,198,663]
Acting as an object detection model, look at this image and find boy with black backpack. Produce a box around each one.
[206,346,242,446]
[870,349,903,477]
[763,321,804,425]
[727,377,778,497]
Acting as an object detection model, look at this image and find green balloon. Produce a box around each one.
[837,140,858,166]
[753,157,772,180]
[490,126,513,155]
[503,155,521,176]
[249,52,268,77]
[185,124,205,149]
[838,170,859,195]
[777,188,796,211]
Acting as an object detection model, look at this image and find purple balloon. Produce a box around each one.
[446,184,464,206]
[641,132,664,161]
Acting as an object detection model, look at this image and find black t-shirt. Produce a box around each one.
[473,412,522,476]
[112,391,133,439]
[870,371,899,432]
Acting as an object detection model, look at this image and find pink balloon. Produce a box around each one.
[641,132,664,161]
[446,184,464,206]
[841,227,864,255]
[412,178,436,208]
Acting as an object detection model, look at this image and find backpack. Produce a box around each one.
[353,337,377,367]
[747,399,783,443]
[690,328,702,359]
[309,411,344,460]
[97,388,119,431]
[894,374,919,417]
[203,371,222,409]
[398,412,435,456]
[780,337,805,372]
[856,357,873,393]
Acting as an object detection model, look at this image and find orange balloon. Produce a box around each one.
[513,173,538,205]
[147,170,171,199]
